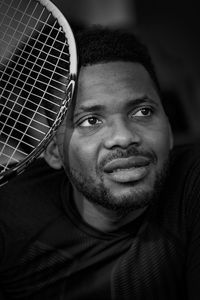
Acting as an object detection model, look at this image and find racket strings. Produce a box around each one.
[0,0,38,64]
[0,25,70,57]
[1,121,46,143]
[0,0,71,170]
[0,96,59,121]
[0,87,72,170]
[0,15,69,114]
[0,51,69,80]
[0,0,46,143]
[0,108,50,132]
[0,5,53,128]
[0,76,65,107]
[0,0,72,45]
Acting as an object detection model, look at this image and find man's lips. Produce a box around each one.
[103,157,151,183]
[103,157,151,173]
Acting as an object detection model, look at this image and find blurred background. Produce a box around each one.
[51,0,200,146]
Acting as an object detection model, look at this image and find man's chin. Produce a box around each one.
[98,162,170,213]
[94,186,155,213]
[97,175,155,211]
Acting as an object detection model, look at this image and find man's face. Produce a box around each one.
[56,61,173,212]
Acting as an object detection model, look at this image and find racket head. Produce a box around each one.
[0,0,77,186]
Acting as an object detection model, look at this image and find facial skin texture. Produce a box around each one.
[51,61,173,228]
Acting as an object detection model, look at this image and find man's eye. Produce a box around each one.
[132,107,153,117]
[79,117,102,127]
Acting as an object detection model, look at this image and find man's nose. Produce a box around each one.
[103,117,142,149]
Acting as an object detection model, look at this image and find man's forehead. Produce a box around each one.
[77,61,159,99]
[77,62,136,92]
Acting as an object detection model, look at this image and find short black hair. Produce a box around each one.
[75,26,161,96]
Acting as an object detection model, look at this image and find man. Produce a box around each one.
[0,27,199,299]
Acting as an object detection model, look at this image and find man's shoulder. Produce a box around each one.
[166,142,200,209]
[0,158,66,231]
[0,157,65,198]
[0,159,68,270]
[171,143,200,172]
[151,143,200,244]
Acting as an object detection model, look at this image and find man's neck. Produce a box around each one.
[73,189,147,233]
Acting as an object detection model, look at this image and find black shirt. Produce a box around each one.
[0,144,200,299]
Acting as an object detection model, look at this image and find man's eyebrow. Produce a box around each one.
[74,104,105,117]
[128,97,159,107]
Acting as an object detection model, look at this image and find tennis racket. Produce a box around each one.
[0,0,77,186]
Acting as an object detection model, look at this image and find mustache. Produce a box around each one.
[99,146,157,170]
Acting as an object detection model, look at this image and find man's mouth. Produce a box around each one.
[103,157,151,183]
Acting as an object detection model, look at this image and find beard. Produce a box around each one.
[66,157,170,216]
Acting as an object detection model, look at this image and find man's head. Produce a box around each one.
[45,27,173,214]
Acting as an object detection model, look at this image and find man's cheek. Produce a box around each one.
[68,145,90,170]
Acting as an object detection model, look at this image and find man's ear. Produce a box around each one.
[44,137,63,169]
